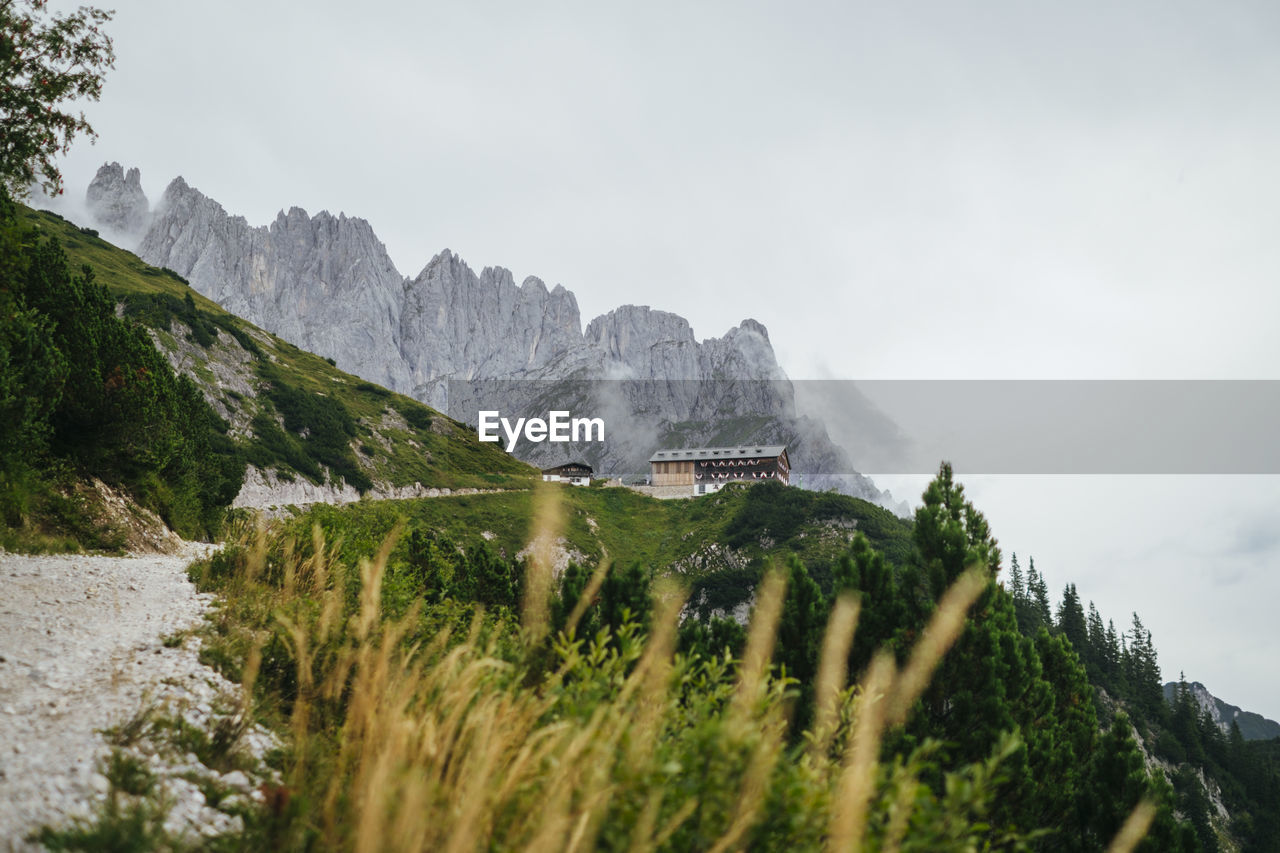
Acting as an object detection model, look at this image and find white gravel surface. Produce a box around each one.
[0,542,270,849]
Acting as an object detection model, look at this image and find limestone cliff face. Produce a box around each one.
[89,165,899,509]
[138,178,411,390]
[399,250,585,385]
[85,162,149,241]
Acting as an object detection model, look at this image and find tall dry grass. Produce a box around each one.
[203,491,1151,852]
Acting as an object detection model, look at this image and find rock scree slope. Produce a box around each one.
[0,544,272,847]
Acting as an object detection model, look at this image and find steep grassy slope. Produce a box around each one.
[19,207,537,497]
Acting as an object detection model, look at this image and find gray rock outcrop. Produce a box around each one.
[400,250,585,390]
[139,178,411,391]
[85,162,150,239]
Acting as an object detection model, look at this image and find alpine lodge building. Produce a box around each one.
[648,445,790,497]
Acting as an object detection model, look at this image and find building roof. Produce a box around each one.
[648,445,788,463]
[542,462,593,474]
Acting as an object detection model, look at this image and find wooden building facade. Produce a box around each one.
[541,462,593,486]
[648,445,789,496]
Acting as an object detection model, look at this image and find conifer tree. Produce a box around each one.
[1008,551,1025,599]
[1028,557,1052,629]
[1106,618,1125,691]
[1086,601,1106,674]
[777,554,825,725]
[1057,582,1088,653]
[1124,613,1164,721]
[831,532,903,672]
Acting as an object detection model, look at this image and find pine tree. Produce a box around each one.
[1008,551,1025,600]
[1171,673,1207,766]
[1056,583,1088,653]
[1007,552,1040,635]
[1105,618,1125,692]
[777,554,826,726]
[832,532,903,673]
[1086,602,1106,675]
[906,464,1106,838]
[1124,613,1164,722]
[1028,558,1052,629]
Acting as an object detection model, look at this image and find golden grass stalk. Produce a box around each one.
[620,579,686,748]
[1106,800,1157,853]
[706,568,790,853]
[884,566,986,727]
[828,651,895,852]
[245,517,268,586]
[809,593,860,763]
[730,566,786,725]
[708,707,787,853]
[522,482,564,642]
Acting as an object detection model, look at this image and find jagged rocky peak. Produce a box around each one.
[585,305,695,357]
[734,317,770,343]
[704,318,786,380]
[583,306,784,381]
[136,178,412,392]
[146,176,238,242]
[399,251,585,383]
[85,161,150,237]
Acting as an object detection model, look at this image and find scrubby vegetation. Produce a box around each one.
[248,361,372,494]
[0,191,242,547]
[123,289,261,353]
[108,468,1186,851]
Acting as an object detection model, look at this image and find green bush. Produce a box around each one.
[392,398,433,431]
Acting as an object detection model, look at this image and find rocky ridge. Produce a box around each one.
[82,165,901,510]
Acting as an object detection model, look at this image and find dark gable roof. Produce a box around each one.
[648,445,788,463]
[541,462,593,475]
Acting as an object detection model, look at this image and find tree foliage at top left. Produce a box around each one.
[0,0,115,197]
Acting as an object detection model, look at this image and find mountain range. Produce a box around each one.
[78,162,904,511]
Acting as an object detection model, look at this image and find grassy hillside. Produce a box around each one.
[18,206,537,497]
[258,479,912,616]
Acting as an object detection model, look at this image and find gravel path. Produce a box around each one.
[0,543,246,849]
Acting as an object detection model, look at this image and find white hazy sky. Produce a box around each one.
[45,1,1280,719]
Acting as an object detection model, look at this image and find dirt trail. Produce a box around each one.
[0,543,230,847]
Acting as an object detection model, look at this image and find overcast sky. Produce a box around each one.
[46,1,1280,719]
